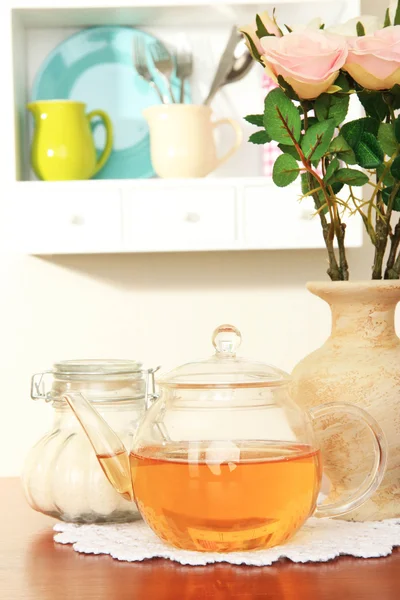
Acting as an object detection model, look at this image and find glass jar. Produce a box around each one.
[22,359,157,523]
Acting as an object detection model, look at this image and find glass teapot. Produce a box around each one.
[64,325,387,553]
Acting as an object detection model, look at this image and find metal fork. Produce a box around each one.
[176,45,193,104]
[133,37,166,104]
[150,43,176,103]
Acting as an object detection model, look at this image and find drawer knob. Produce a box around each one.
[70,215,85,226]
[185,212,200,223]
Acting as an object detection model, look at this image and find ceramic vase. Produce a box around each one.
[291,281,400,521]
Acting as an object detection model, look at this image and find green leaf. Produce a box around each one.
[329,135,350,153]
[256,14,272,38]
[325,158,340,183]
[354,132,384,169]
[363,118,380,136]
[391,84,400,97]
[391,156,400,180]
[241,31,262,63]
[341,118,380,149]
[382,186,400,211]
[328,134,357,164]
[326,85,342,94]
[244,114,264,127]
[395,0,400,26]
[395,116,400,143]
[357,91,390,121]
[278,143,300,160]
[315,94,349,127]
[248,130,271,145]
[388,85,400,110]
[378,123,398,156]
[333,72,351,93]
[331,182,344,194]
[384,7,391,27]
[303,116,318,129]
[272,154,300,187]
[356,21,366,36]
[301,119,335,161]
[284,24,293,33]
[341,120,364,149]
[334,168,369,186]
[301,172,310,195]
[300,172,313,193]
[314,96,330,122]
[377,163,395,186]
[264,88,301,145]
[277,75,300,101]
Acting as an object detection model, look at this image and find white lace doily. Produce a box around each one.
[54,518,400,566]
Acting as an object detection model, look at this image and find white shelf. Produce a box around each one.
[6,178,363,255]
[9,0,348,10]
[10,0,360,28]
[0,0,364,255]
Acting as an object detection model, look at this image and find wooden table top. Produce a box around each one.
[2,478,400,600]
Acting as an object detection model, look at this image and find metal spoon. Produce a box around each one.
[204,35,253,106]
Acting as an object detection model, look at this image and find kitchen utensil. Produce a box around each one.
[225,39,253,81]
[31,27,190,180]
[62,324,387,553]
[27,100,113,181]
[133,37,167,104]
[150,43,177,103]
[24,360,158,523]
[143,104,242,178]
[204,36,253,106]
[203,27,242,106]
[176,43,193,104]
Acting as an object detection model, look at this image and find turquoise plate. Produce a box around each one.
[32,27,190,179]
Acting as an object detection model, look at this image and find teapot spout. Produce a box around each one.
[63,393,134,501]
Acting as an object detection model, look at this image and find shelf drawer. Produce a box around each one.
[243,184,362,249]
[243,184,326,250]
[12,184,122,254]
[122,186,237,252]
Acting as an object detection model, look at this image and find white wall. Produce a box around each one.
[0,242,378,476]
[0,0,391,476]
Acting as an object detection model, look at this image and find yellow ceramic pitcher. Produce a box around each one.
[27,100,113,181]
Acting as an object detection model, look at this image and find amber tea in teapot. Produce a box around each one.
[98,442,321,552]
[65,325,387,553]
[128,442,321,552]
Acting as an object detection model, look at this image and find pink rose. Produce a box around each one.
[261,31,348,100]
[343,26,400,90]
[240,10,282,60]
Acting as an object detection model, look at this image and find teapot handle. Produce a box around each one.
[309,402,387,518]
[87,109,113,176]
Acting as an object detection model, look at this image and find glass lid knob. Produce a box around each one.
[212,324,242,356]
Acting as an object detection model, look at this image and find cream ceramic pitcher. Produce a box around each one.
[143,104,242,178]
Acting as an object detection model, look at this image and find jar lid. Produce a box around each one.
[53,359,143,379]
[157,325,289,389]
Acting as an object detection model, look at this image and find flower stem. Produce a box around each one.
[297,102,343,280]
[385,219,400,279]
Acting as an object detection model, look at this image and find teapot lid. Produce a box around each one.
[157,324,289,389]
